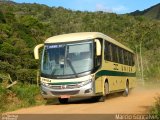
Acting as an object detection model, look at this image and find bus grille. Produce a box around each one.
[51,90,80,95]
[49,84,79,89]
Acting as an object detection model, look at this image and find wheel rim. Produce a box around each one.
[125,82,129,94]
[125,87,129,93]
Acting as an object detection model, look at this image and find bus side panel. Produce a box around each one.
[95,77,103,94]
[118,76,126,90]
[107,76,116,92]
[101,76,123,93]
[102,76,136,93]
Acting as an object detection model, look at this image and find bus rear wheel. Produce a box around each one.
[58,98,68,104]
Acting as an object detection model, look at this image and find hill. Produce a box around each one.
[130,3,160,20]
[0,0,159,82]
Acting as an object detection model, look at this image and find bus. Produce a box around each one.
[34,32,136,103]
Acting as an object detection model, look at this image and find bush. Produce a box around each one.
[12,84,41,106]
[0,62,15,75]
[151,96,160,118]
[0,42,16,54]
[16,69,37,84]
[0,83,44,113]
[0,85,7,112]
[0,10,6,23]
[144,63,160,81]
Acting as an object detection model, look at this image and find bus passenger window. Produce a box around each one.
[118,48,123,64]
[109,43,113,61]
[112,45,118,63]
[122,49,125,64]
[104,41,112,61]
[124,51,128,65]
[131,54,135,66]
[116,46,119,63]
[128,53,132,66]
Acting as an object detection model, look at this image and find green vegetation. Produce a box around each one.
[151,96,160,118]
[0,0,159,112]
[0,83,44,112]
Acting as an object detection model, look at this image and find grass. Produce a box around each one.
[0,85,7,112]
[0,83,45,113]
[150,95,160,119]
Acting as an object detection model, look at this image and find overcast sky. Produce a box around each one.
[13,0,160,14]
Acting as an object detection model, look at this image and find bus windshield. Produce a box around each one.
[41,40,93,78]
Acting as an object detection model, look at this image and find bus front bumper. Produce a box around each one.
[40,82,95,99]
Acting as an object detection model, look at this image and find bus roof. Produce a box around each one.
[45,32,134,53]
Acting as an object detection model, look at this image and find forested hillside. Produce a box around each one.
[130,3,160,20]
[0,2,160,82]
[0,1,159,81]
[0,0,160,112]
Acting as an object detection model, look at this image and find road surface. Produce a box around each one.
[9,85,160,114]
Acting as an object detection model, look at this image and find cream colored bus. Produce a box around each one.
[34,32,136,103]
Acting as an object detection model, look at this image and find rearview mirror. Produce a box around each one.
[34,44,44,59]
[95,39,101,56]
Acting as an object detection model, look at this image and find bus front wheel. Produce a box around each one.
[58,98,68,104]
[97,82,108,102]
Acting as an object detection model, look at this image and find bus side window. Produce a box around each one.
[121,49,124,64]
[104,41,112,61]
[112,45,115,62]
[127,51,129,65]
[104,41,108,60]
[124,50,129,65]
[128,53,131,66]
[112,45,119,63]
[127,52,129,65]
[118,47,123,64]
[128,53,132,66]
[110,44,113,61]
[116,46,119,63]
[132,54,135,66]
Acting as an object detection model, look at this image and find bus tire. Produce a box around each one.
[104,82,109,95]
[97,82,108,102]
[97,96,105,102]
[58,98,68,104]
[123,81,129,97]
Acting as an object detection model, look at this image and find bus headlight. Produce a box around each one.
[41,82,50,87]
[78,79,92,87]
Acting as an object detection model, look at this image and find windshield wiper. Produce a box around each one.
[67,58,78,78]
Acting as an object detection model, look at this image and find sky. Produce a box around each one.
[13,0,160,14]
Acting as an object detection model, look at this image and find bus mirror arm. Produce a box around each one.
[95,39,101,56]
[34,44,44,59]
